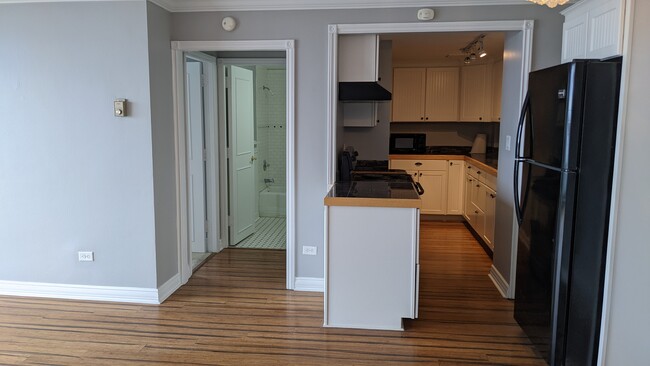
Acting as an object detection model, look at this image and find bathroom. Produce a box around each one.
[235,61,287,249]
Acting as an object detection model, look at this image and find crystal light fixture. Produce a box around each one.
[527,0,569,8]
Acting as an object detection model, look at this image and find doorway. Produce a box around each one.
[327,21,533,299]
[172,41,296,288]
[218,58,287,250]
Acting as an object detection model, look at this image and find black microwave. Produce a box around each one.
[389,133,426,154]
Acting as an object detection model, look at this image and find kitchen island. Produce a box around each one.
[324,172,421,331]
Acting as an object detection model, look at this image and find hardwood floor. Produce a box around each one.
[0,222,545,365]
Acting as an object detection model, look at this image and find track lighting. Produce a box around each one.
[459,34,487,64]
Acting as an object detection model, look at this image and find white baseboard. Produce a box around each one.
[489,265,511,299]
[157,273,182,303]
[294,277,324,292]
[0,280,162,304]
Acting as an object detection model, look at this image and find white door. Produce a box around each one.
[228,66,256,244]
[186,60,207,253]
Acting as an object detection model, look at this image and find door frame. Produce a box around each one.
[184,52,219,255]
[326,21,533,298]
[172,40,296,289]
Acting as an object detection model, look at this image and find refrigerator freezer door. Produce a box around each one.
[521,63,584,169]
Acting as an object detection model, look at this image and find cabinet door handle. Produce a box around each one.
[479,117,483,121]
[425,117,429,120]
[420,117,424,120]
[475,211,479,214]
[419,173,423,177]
[415,162,422,166]
[477,185,480,188]
[469,179,473,182]
[490,194,496,198]
[467,166,471,169]
[449,162,453,166]
[477,171,481,175]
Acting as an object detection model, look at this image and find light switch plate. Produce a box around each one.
[505,135,512,151]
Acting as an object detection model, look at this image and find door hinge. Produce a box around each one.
[200,73,207,87]
[205,220,209,237]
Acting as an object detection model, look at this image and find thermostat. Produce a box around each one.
[417,8,435,21]
[114,99,127,117]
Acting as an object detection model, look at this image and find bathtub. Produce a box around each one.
[259,186,286,217]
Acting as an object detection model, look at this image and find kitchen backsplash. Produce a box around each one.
[390,122,499,148]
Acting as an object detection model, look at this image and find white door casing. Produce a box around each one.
[228,66,257,244]
[185,60,207,253]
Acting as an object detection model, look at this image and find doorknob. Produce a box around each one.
[250,155,257,163]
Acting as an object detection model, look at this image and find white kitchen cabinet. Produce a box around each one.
[447,160,464,215]
[491,61,503,122]
[464,162,497,249]
[338,34,379,82]
[460,64,491,122]
[392,68,426,122]
[425,68,460,122]
[390,159,449,215]
[483,186,497,250]
[561,0,625,64]
[342,102,379,127]
[418,170,448,215]
[392,67,459,122]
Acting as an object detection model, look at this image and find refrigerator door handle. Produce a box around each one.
[514,92,530,225]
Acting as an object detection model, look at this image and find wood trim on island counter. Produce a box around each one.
[324,196,422,208]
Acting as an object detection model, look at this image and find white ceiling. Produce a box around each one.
[385,32,505,65]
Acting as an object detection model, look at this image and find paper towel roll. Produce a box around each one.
[470,134,487,154]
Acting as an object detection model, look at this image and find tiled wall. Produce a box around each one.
[255,66,286,192]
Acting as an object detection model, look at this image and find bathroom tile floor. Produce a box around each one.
[235,217,286,249]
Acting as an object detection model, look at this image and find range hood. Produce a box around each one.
[338,82,392,101]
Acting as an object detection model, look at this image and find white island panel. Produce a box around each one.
[325,205,419,331]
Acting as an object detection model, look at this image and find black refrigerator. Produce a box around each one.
[513,58,622,366]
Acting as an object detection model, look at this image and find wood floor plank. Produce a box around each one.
[0,222,545,365]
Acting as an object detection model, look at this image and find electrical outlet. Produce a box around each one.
[505,135,512,151]
[302,246,317,255]
[78,251,94,262]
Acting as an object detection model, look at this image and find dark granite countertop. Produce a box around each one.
[325,172,421,206]
[389,146,499,171]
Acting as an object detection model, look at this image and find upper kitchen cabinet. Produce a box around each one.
[491,61,503,122]
[460,64,491,122]
[339,34,380,83]
[392,67,459,122]
[338,34,391,102]
[561,0,625,63]
[392,68,426,122]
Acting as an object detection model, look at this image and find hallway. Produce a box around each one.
[0,222,544,365]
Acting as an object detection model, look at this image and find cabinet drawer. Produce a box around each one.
[390,159,448,171]
[482,172,497,191]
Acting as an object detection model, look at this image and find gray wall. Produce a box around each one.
[147,2,178,287]
[172,5,564,279]
[604,0,650,362]
[0,1,158,287]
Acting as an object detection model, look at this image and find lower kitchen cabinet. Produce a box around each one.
[464,162,497,250]
[483,186,496,249]
[391,159,450,215]
[419,170,448,215]
[446,160,464,215]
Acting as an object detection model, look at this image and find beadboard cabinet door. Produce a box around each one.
[459,64,491,122]
[424,67,459,122]
[392,68,426,122]
[491,61,503,122]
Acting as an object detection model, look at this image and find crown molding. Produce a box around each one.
[156,0,531,12]
[0,0,532,12]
